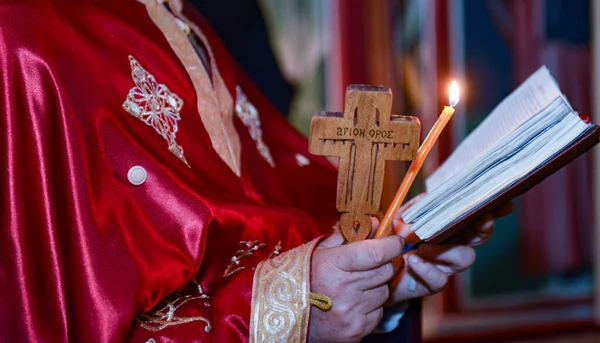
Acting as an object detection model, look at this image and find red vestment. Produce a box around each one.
[0,0,339,341]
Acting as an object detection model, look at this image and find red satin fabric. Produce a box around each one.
[0,1,338,341]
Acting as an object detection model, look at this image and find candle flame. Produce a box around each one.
[449,81,459,107]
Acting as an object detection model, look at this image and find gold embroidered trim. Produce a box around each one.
[235,86,275,167]
[224,240,266,278]
[249,238,321,343]
[140,0,242,176]
[123,56,189,167]
[136,281,211,333]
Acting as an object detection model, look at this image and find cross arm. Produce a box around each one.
[376,115,421,160]
[308,111,349,156]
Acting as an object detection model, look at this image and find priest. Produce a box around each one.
[0,0,510,342]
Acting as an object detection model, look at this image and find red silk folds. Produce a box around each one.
[0,1,338,341]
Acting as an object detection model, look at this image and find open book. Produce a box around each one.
[401,66,599,242]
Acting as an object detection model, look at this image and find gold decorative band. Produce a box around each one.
[249,238,322,343]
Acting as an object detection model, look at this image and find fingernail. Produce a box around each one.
[470,237,483,245]
[407,274,417,293]
[408,254,420,265]
[478,215,494,228]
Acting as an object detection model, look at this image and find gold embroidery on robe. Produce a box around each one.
[138,0,242,176]
[123,56,189,166]
[249,238,322,343]
[224,240,267,278]
[235,86,276,167]
[136,281,211,333]
[268,240,282,259]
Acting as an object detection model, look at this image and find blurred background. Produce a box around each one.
[193,0,599,341]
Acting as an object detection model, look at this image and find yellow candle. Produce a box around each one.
[374,81,459,240]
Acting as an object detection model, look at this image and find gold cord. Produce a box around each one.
[309,292,333,311]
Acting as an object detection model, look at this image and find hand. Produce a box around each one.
[308,233,404,342]
[376,194,515,304]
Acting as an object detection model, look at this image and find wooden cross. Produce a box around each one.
[309,85,420,242]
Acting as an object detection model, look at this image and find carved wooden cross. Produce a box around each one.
[309,85,420,242]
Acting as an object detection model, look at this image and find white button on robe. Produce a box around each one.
[127,166,147,185]
[295,154,310,167]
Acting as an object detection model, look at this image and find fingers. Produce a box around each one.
[360,262,398,289]
[451,214,494,247]
[391,269,424,300]
[450,202,511,246]
[361,194,424,239]
[445,214,495,247]
[370,216,412,239]
[390,194,426,237]
[405,254,448,293]
[334,235,404,272]
[371,214,414,238]
[318,232,345,249]
[417,244,476,273]
[389,244,477,302]
[395,193,427,219]
[339,309,384,342]
[392,217,413,237]
[468,214,495,247]
[365,308,384,333]
[493,201,515,218]
[444,201,513,247]
[360,285,390,312]
[391,268,444,302]
[370,217,379,239]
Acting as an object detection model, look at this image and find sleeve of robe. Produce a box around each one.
[0,1,340,342]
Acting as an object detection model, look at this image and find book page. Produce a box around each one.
[426,66,565,191]
[415,116,590,239]
[403,98,571,224]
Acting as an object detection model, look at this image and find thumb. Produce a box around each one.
[318,232,345,249]
[369,217,380,239]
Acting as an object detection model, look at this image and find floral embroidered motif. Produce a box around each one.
[224,240,266,278]
[123,56,190,167]
[136,280,211,332]
[235,86,275,167]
